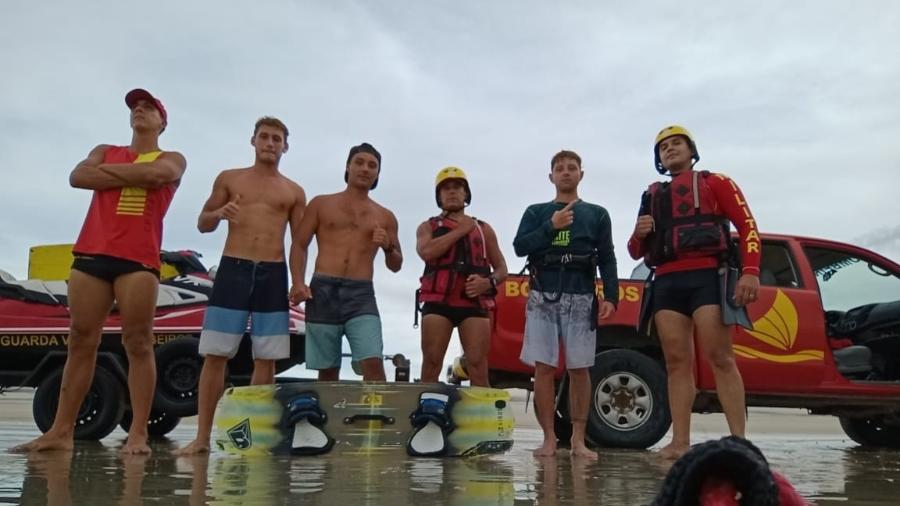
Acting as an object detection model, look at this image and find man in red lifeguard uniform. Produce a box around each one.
[11,89,186,455]
[628,125,760,460]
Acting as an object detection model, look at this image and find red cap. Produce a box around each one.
[125,88,168,130]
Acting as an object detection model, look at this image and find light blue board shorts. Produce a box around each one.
[520,290,596,369]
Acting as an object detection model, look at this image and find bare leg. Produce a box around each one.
[420,314,454,383]
[116,271,159,455]
[318,368,340,381]
[250,359,276,385]
[458,317,490,387]
[359,357,386,381]
[532,362,558,457]
[567,367,597,460]
[10,270,113,453]
[655,309,696,460]
[694,305,746,438]
[174,355,228,455]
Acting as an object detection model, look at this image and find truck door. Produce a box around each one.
[709,240,828,394]
[801,241,900,383]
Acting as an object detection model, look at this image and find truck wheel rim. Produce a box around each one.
[594,371,653,432]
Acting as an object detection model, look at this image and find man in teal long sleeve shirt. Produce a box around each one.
[513,149,618,459]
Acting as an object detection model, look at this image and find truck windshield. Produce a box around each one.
[804,246,900,311]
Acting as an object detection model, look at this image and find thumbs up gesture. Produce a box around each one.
[219,194,241,224]
[372,221,390,250]
[551,200,576,230]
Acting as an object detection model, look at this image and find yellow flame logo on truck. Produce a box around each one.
[733,290,823,363]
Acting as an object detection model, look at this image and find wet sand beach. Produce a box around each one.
[1,388,899,504]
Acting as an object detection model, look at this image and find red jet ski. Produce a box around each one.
[0,250,306,440]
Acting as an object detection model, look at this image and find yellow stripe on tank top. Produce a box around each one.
[116,151,161,216]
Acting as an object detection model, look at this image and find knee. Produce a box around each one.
[664,354,692,375]
[122,332,154,358]
[67,326,101,354]
[420,352,443,370]
[706,350,737,372]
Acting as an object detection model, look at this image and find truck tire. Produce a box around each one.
[119,408,181,437]
[154,337,202,417]
[586,349,671,449]
[33,365,125,441]
[839,415,900,448]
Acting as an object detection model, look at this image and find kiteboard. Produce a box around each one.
[214,381,514,457]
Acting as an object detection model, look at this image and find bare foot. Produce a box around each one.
[8,434,74,454]
[657,442,689,460]
[120,435,152,455]
[570,443,598,460]
[533,440,558,457]
[174,439,211,456]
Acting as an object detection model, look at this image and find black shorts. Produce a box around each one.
[421,302,488,327]
[305,274,379,324]
[653,268,720,317]
[71,253,159,283]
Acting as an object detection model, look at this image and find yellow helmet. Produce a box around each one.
[434,166,471,207]
[654,125,700,174]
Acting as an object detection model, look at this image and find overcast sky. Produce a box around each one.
[2,1,898,378]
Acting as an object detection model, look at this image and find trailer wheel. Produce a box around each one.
[839,415,900,448]
[120,408,182,437]
[154,337,202,417]
[586,349,671,449]
[33,365,125,441]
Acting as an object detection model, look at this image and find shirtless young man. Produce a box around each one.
[11,89,186,455]
[292,143,402,381]
[175,117,306,455]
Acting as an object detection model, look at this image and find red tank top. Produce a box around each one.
[73,146,176,269]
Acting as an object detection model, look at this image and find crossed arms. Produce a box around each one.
[69,144,187,191]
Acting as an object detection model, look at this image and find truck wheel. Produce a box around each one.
[839,416,900,448]
[120,408,182,437]
[154,337,202,417]
[33,365,125,441]
[586,349,671,449]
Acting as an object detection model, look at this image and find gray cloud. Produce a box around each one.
[2,1,898,375]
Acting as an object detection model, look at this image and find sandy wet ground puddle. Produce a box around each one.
[2,390,900,504]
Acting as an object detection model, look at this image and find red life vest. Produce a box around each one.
[643,170,729,267]
[73,147,177,269]
[418,216,494,310]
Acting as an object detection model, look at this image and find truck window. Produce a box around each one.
[759,242,800,288]
[804,246,900,311]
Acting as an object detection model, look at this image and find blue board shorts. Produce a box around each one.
[304,274,382,370]
[520,290,596,370]
[198,256,290,360]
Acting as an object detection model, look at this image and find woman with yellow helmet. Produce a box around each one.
[415,166,508,388]
[628,125,762,460]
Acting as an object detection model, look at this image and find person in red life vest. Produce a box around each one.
[415,167,508,387]
[514,150,619,459]
[628,125,761,460]
[175,117,306,456]
[11,89,186,455]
